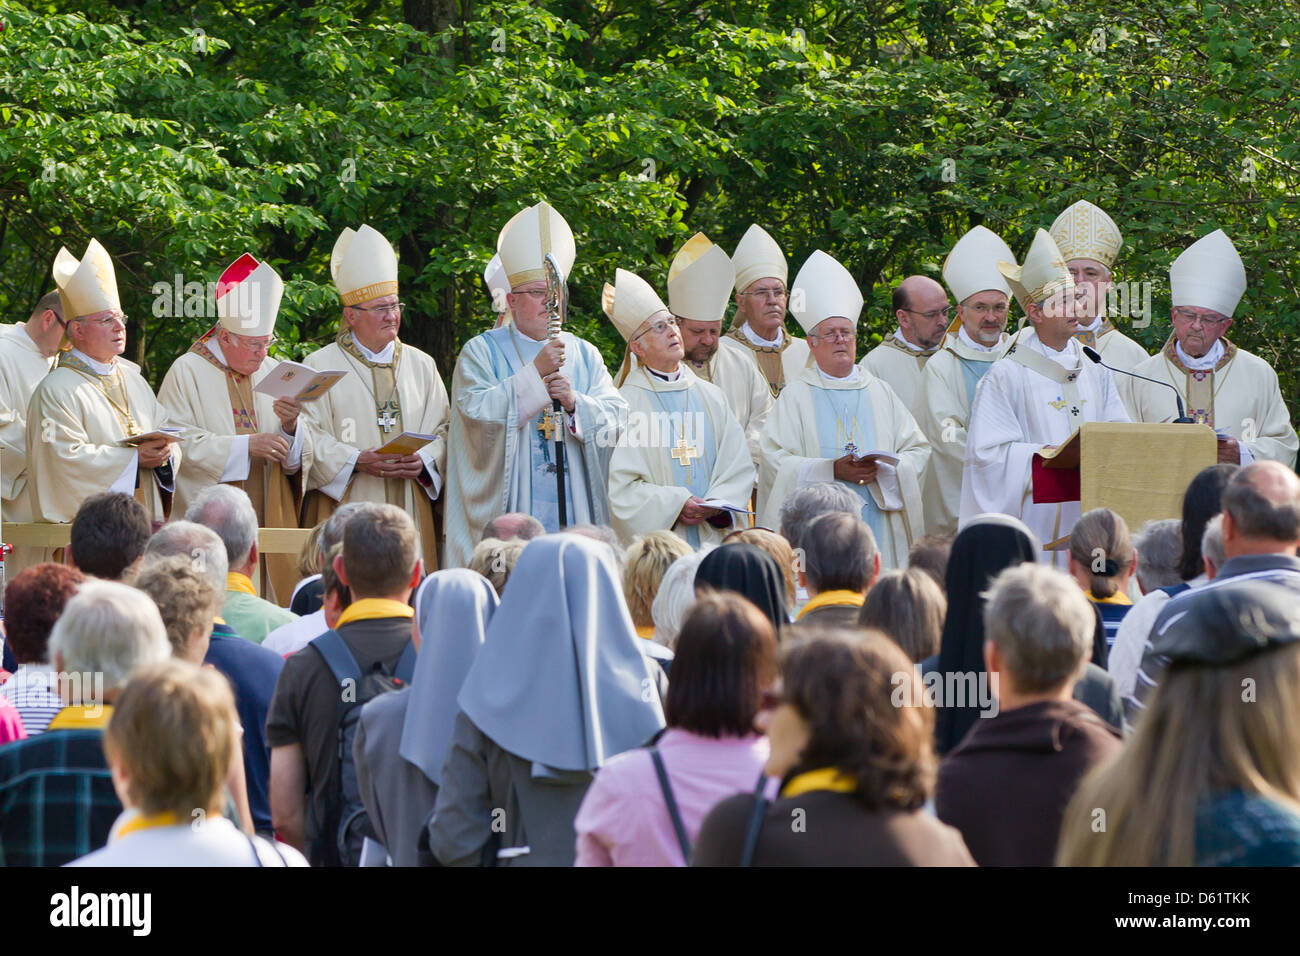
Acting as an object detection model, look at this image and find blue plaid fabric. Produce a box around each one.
[0,729,121,867]
[1196,790,1300,867]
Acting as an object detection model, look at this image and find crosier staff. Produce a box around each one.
[544,252,569,527]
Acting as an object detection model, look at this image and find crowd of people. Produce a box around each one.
[1,198,1298,867]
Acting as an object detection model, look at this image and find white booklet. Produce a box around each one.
[700,497,754,515]
[253,360,348,402]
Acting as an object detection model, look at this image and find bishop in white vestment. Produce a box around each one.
[300,224,449,571]
[759,251,930,570]
[157,254,315,602]
[860,275,951,409]
[917,226,1016,536]
[444,202,627,567]
[1121,229,1297,468]
[606,269,753,549]
[27,240,181,524]
[961,230,1129,565]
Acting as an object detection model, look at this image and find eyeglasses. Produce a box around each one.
[352,302,405,317]
[902,307,952,321]
[810,329,856,343]
[739,286,788,301]
[632,318,679,341]
[510,289,548,301]
[965,302,1009,317]
[76,313,126,328]
[1172,308,1230,327]
[228,334,276,352]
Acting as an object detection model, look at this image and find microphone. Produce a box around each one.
[1081,345,1194,423]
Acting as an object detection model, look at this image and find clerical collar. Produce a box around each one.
[208,337,228,367]
[69,348,117,375]
[892,329,927,352]
[646,365,683,383]
[816,364,860,383]
[1028,332,1078,368]
[957,326,999,352]
[351,332,395,364]
[1076,315,1103,334]
[741,322,783,348]
[1175,339,1225,371]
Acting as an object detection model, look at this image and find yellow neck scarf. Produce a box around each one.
[781,768,858,798]
[47,704,115,730]
[1089,591,1133,606]
[635,624,657,641]
[226,572,257,596]
[336,597,414,628]
[796,589,865,621]
[114,810,181,841]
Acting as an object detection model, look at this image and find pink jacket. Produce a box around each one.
[574,728,769,866]
[0,696,27,746]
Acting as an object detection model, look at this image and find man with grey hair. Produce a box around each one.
[778,481,862,614]
[1131,518,1183,593]
[483,512,545,543]
[1129,460,1300,724]
[791,511,880,631]
[0,580,172,866]
[187,483,297,643]
[934,563,1121,866]
[140,520,285,837]
[267,502,367,654]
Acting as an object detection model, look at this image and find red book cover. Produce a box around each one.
[1032,454,1080,503]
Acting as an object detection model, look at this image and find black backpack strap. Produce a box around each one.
[394,639,417,686]
[310,629,363,688]
[738,773,770,868]
[649,748,692,864]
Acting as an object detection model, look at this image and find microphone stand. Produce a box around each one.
[1081,345,1196,423]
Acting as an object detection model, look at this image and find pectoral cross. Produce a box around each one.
[537,409,558,441]
[844,441,858,457]
[671,436,699,483]
[377,410,397,433]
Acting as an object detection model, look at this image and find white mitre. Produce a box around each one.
[998,229,1075,311]
[789,250,863,336]
[216,253,283,338]
[497,201,576,288]
[331,224,399,306]
[52,238,120,319]
[732,224,788,293]
[483,253,512,324]
[1049,199,1123,271]
[942,225,1014,304]
[602,268,670,342]
[667,233,734,324]
[1169,228,1247,318]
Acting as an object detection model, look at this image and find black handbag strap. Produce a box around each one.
[649,748,692,864]
[738,772,770,868]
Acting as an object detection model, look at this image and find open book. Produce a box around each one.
[374,432,437,456]
[120,426,183,447]
[253,360,348,402]
[847,450,900,467]
[700,498,754,516]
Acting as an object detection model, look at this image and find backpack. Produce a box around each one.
[309,629,416,867]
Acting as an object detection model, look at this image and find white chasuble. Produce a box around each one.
[26,351,181,523]
[443,326,627,568]
[299,334,449,570]
[157,334,316,602]
[0,326,57,523]
[718,328,811,400]
[608,365,753,550]
[960,329,1129,566]
[686,339,773,472]
[758,366,930,570]
[860,334,944,410]
[916,331,1008,537]
[1121,337,1297,468]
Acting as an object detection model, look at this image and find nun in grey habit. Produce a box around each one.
[425,533,667,867]
[353,569,498,866]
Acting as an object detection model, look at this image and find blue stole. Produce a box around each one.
[808,382,887,545]
[644,375,717,549]
[958,356,992,407]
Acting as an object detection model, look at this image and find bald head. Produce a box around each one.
[483,512,545,543]
[893,275,949,349]
[1221,460,1300,555]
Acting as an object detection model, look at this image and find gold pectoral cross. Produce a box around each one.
[671,436,699,484]
[538,408,558,441]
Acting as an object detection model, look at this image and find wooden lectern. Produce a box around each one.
[1033,422,1218,550]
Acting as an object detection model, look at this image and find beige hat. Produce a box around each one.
[998,229,1075,311]
[789,250,863,336]
[602,268,670,342]
[942,226,1014,305]
[497,201,576,288]
[215,253,283,338]
[732,224,788,293]
[52,239,120,320]
[1049,200,1123,271]
[1169,229,1247,318]
[667,233,734,324]
[331,224,399,306]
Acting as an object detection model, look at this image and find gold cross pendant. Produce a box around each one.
[537,409,558,441]
[671,436,699,483]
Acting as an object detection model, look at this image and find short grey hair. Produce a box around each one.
[650,549,712,649]
[483,513,545,543]
[1222,461,1300,543]
[778,482,861,551]
[1201,514,1226,573]
[48,580,171,694]
[185,484,259,568]
[468,537,527,596]
[143,521,228,594]
[802,511,879,594]
[983,564,1093,694]
[565,525,626,575]
[1131,518,1182,591]
[320,502,367,565]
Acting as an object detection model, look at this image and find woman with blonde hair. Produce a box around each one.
[623,531,693,641]
[1058,580,1300,866]
[1067,508,1137,651]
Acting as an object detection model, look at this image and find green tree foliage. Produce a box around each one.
[0,0,1296,418]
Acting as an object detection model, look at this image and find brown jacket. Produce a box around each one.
[692,789,975,866]
[933,698,1121,866]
